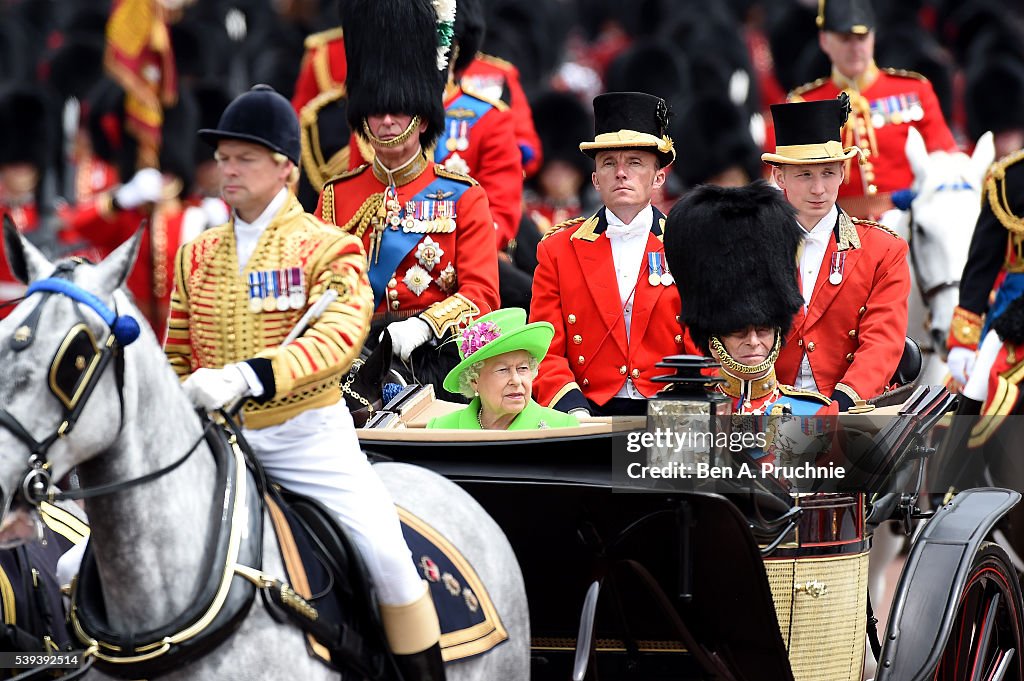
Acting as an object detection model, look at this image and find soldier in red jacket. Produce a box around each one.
[782,0,957,217]
[316,0,499,403]
[530,92,698,416]
[765,95,911,410]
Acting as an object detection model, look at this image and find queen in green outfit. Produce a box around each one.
[427,309,580,430]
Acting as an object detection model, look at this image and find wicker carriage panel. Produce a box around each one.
[765,552,869,681]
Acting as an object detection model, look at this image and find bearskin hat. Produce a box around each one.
[0,86,53,170]
[664,181,805,353]
[965,54,1024,139]
[453,0,485,78]
[343,0,447,149]
[530,90,593,177]
[671,94,760,189]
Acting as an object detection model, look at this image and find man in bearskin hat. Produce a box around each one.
[784,0,957,217]
[529,92,699,416]
[165,84,448,679]
[948,150,1024,392]
[316,0,499,403]
[764,95,911,410]
[665,181,833,415]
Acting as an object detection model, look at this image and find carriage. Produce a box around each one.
[353,375,1023,681]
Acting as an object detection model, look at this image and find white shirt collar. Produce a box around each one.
[234,187,289,233]
[804,204,838,242]
[606,204,653,228]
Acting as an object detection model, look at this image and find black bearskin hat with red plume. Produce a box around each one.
[664,181,805,354]
[343,0,448,149]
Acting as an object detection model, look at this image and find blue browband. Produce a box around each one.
[26,278,141,346]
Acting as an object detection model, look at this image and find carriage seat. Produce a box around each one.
[891,336,922,387]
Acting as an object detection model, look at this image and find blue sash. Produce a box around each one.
[434,93,494,163]
[369,176,470,308]
[983,272,1024,338]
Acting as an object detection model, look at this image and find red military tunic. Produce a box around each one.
[291,27,346,114]
[316,154,499,337]
[530,209,699,411]
[775,211,911,405]
[462,53,543,178]
[787,63,957,205]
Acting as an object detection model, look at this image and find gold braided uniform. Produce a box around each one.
[164,193,372,429]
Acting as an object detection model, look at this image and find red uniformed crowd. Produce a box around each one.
[1,0,1023,419]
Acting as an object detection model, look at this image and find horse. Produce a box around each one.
[0,225,529,681]
[882,127,995,386]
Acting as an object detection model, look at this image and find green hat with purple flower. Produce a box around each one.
[442,308,555,394]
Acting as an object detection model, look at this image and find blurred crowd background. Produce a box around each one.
[0,0,1022,325]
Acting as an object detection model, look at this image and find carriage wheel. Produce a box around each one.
[934,542,1024,681]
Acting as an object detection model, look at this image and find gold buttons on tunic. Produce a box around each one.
[674,334,683,344]
[858,306,867,316]
[572,334,582,345]
[582,378,589,386]
[675,315,681,324]
[577,355,585,365]
[388,289,399,300]
[846,353,855,362]
[807,341,816,352]
[619,365,627,375]
[568,314,577,324]
[849,329,857,338]
[389,278,398,288]
[797,339,804,347]
[631,369,640,379]
[391,301,400,310]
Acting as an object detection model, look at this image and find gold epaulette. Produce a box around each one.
[460,85,509,112]
[299,87,350,193]
[435,165,479,185]
[476,52,514,71]
[779,384,832,405]
[325,163,369,186]
[303,27,344,50]
[541,216,585,242]
[787,77,828,102]
[853,218,902,239]
[882,67,927,82]
[985,149,1024,235]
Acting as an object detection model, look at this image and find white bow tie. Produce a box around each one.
[605,222,648,241]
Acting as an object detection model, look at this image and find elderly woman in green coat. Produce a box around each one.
[428,309,580,430]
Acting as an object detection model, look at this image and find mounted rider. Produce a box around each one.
[164,84,447,679]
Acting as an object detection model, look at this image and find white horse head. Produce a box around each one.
[902,127,994,363]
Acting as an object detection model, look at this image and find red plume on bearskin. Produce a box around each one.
[663,181,805,353]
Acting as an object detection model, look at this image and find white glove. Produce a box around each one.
[947,346,976,386]
[200,196,230,227]
[182,365,251,410]
[385,317,433,362]
[569,408,591,417]
[114,167,164,209]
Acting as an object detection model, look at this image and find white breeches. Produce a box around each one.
[243,402,424,606]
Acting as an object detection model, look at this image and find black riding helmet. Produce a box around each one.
[198,84,300,164]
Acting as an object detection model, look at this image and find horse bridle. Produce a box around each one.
[0,264,154,506]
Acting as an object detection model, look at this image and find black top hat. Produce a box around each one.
[762,94,859,165]
[344,0,447,150]
[579,92,676,167]
[198,85,300,164]
[664,181,805,354]
[0,86,52,170]
[817,0,876,34]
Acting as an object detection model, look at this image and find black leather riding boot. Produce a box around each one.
[393,643,446,681]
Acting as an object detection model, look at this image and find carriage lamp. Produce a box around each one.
[647,355,733,474]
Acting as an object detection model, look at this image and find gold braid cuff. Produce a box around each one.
[420,293,480,338]
[361,115,422,148]
[950,306,984,348]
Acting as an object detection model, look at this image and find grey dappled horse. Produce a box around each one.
[0,227,529,681]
